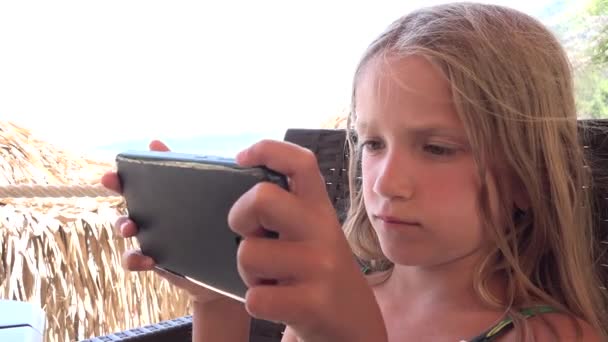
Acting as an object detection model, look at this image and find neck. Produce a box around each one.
[380,251,506,313]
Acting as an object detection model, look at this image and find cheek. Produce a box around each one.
[429,183,479,226]
[421,167,478,203]
[361,161,376,201]
[420,168,485,233]
[425,171,504,243]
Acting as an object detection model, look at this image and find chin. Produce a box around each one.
[379,242,435,267]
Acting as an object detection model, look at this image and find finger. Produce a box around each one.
[114,217,137,237]
[122,250,155,271]
[153,268,190,286]
[245,284,315,324]
[113,216,129,235]
[101,171,122,194]
[149,140,170,151]
[237,238,314,287]
[154,268,218,297]
[236,140,329,204]
[228,182,311,240]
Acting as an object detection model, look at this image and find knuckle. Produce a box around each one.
[226,211,239,233]
[236,239,252,267]
[291,289,317,320]
[226,203,241,233]
[306,285,330,320]
[250,183,275,211]
[237,239,261,274]
[250,139,274,155]
[299,148,319,170]
[313,250,339,275]
[245,288,268,318]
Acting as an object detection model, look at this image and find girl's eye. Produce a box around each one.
[423,144,456,156]
[360,140,384,152]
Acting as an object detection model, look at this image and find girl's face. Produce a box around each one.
[354,55,501,267]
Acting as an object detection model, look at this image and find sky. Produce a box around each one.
[0,0,568,156]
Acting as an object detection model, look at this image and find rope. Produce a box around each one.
[0,184,120,198]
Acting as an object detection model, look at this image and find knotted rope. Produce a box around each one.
[0,184,119,198]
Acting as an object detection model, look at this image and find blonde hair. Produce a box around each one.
[343,2,608,340]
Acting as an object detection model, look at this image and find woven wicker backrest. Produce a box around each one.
[283,129,349,222]
[580,120,608,286]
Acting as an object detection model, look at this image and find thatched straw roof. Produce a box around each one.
[0,121,111,187]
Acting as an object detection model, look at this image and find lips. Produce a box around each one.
[374,214,420,226]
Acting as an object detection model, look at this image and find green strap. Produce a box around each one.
[469,306,557,342]
[361,265,371,275]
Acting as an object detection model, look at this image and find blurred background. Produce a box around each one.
[1,0,605,160]
[0,1,606,341]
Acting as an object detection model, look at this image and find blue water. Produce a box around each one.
[90,131,286,161]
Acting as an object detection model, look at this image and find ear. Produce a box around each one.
[512,176,530,212]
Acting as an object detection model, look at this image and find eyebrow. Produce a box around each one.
[354,120,369,133]
[355,120,468,142]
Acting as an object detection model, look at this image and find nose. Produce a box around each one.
[372,148,415,200]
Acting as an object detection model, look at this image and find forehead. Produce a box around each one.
[354,54,462,132]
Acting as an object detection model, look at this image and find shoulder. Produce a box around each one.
[499,312,601,342]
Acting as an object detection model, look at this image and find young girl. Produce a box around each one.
[103,2,608,341]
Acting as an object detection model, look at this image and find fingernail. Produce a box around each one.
[145,258,155,268]
[236,149,247,162]
[120,221,129,235]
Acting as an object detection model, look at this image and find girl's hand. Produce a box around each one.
[101,140,229,306]
[229,140,388,342]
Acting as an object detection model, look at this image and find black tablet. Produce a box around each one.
[116,150,288,302]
